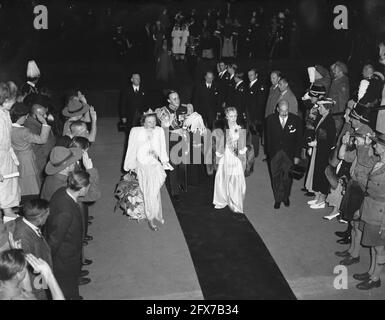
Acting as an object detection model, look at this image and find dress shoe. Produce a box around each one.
[83,240,88,246]
[310,202,326,209]
[340,256,360,266]
[323,211,340,220]
[80,270,89,277]
[335,250,351,258]
[305,192,315,197]
[84,235,93,241]
[88,216,94,221]
[307,199,318,205]
[337,236,351,244]
[274,202,281,209]
[283,199,290,207]
[82,259,93,266]
[338,218,348,224]
[301,187,307,192]
[78,277,91,286]
[356,279,381,290]
[353,272,371,281]
[335,231,349,238]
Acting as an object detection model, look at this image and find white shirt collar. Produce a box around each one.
[220,70,226,77]
[206,82,212,88]
[133,85,140,90]
[281,89,288,96]
[249,79,258,87]
[230,74,234,80]
[235,80,243,88]
[27,81,36,87]
[66,189,78,203]
[22,218,42,238]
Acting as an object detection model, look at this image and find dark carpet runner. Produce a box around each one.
[170,174,296,300]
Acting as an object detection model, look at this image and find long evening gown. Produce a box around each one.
[213,125,246,213]
[124,126,169,223]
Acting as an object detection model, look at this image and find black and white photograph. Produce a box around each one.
[0,0,385,307]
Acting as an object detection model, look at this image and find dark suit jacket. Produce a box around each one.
[266,113,303,160]
[119,85,147,126]
[45,187,83,278]
[227,81,246,114]
[13,217,52,300]
[217,70,231,105]
[192,81,221,125]
[245,80,266,123]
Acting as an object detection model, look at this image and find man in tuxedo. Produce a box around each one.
[227,71,246,115]
[217,60,230,107]
[193,71,220,128]
[277,77,298,115]
[246,68,266,157]
[266,100,303,209]
[45,170,90,300]
[246,68,266,127]
[120,73,147,133]
[222,63,237,108]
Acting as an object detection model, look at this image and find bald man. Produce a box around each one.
[24,103,56,180]
[266,100,303,209]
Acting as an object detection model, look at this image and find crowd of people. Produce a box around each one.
[1,3,385,301]
[0,60,101,300]
[117,38,385,292]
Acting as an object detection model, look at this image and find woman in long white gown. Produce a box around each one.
[213,107,247,213]
[123,111,172,231]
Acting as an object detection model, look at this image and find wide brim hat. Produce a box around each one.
[350,104,370,124]
[315,97,335,108]
[45,146,83,176]
[308,84,326,98]
[62,99,90,118]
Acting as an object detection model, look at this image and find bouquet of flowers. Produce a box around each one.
[114,171,146,221]
[183,112,206,135]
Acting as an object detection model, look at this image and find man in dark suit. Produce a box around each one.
[192,71,220,128]
[119,73,147,133]
[13,199,52,300]
[45,170,90,300]
[266,100,303,209]
[245,68,266,157]
[217,60,230,108]
[227,71,246,115]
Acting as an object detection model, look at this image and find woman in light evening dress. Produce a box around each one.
[213,107,247,213]
[123,110,172,231]
[0,82,20,223]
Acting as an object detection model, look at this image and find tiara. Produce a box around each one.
[143,108,155,115]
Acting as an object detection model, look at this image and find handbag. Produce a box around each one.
[289,164,306,180]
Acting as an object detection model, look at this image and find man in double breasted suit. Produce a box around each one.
[192,71,220,128]
[119,73,147,132]
[45,170,90,300]
[226,71,246,115]
[266,100,303,209]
